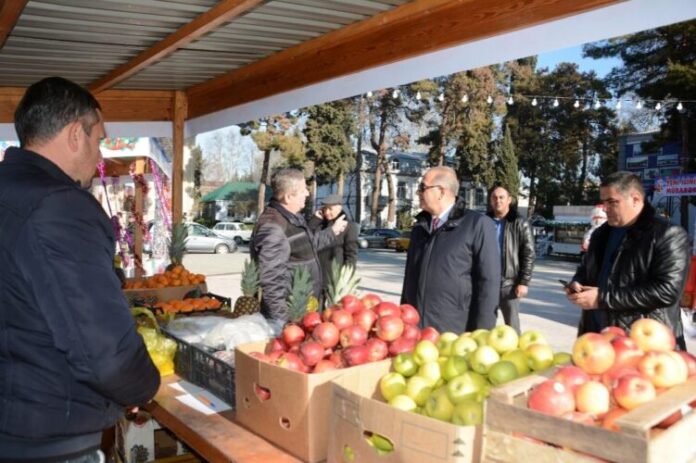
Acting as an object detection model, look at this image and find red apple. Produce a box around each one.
[612,374,656,410]
[656,409,684,428]
[399,304,420,326]
[638,351,688,388]
[340,295,364,314]
[276,352,305,372]
[301,312,322,332]
[254,384,271,401]
[312,322,340,349]
[601,365,640,389]
[610,336,643,368]
[267,351,283,362]
[312,359,339,373]
[560,411,596,426]
[340,325,368,348]
[281,324,305,347]
[265,337,287,354]
[527,379,576,417]
[601,326,627,341]
[419,326,440,343]
[630,318,675,353]
[575,380,611,417]
[374,301,401,319]
[342,345,370,366]
[361,293,382,309]
[677,351,696,377]
[353,308,378,333]
[602,407,628,431]
[299,341,324,367]
[366,337,389,362]
[388,336,417,356]
[375,315,404,342]
[402,324,421,341]
[330,309,354,331]
[552,365,591,393]
[572,333,616,375]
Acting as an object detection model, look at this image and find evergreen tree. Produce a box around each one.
[495,124,519,197]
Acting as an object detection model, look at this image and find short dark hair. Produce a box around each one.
[487,182,511,198]
[601,171,645,198]
[14,77,102,147]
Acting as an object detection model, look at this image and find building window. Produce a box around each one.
[475,188,485,207]
[397,181,407,200]
[390,158,400,171]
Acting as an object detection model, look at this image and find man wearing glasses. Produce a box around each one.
[401,166,501,333]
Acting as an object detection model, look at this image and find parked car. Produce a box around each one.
[186,222,238,254]
[386,230,411,252]
[212,221,252,244]
[358,228,401,249]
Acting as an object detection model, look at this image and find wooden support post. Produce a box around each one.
[134,158,145,278]
[172,91,187,224]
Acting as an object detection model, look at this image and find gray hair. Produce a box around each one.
[429,166,459,196]
[272,168,305,199]
[601,171,645,198]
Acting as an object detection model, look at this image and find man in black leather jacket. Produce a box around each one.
[567,172,689,349]
[487,184,536,334]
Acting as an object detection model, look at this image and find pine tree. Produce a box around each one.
[495,125,519,197]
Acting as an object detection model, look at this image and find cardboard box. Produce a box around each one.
[485,374,696,463]
[123,278,207,304]
[328,366,483,463]
[234,341,391,463]
[115,414,188,463]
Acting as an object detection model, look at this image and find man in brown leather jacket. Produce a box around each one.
[566,171,689,349]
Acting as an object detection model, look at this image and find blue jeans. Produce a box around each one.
[56,450,104,463]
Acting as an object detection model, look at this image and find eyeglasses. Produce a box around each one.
[417,183,442,193]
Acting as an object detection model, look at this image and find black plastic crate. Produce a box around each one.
[162,329,235,407]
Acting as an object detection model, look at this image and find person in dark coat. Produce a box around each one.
[0,77,160,462]
[401,166,501,333]
[251,169,346,326]
[308,193,359,291]
[567,171,689,349]
[487,184,536,334]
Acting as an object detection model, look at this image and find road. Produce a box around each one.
[183,248,696,354]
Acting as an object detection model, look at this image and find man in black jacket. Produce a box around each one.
[487,184,535,334]
[567,171,689,349]
[308,194,359,292]
[0,77,160,462]
[252,169,346,326]
[401,166,501,333]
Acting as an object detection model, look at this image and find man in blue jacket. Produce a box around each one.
[401,166,501,333]
[0,77,160,462]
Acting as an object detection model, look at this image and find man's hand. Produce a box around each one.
[567,285,600,310]
[331,216,347,235]
[314,209,324,219]
[515,284,528,299]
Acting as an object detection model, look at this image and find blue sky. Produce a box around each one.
[536,45,622,77]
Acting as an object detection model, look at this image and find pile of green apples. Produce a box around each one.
[378,325,571,425]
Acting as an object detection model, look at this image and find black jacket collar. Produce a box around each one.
[486,207,519,221]
[415,200,468,230]
[4,146,81,187]
[268,198,306,228]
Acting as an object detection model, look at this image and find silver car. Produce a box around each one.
[185,222,238,254]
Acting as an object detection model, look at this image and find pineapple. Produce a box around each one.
[287,266,313,322]
[167,221,188,270]
[232,259,260,318]
[325,259,360,307]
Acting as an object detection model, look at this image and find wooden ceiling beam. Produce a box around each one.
[0,0,28,49]
[186,0,624,119]
[88,0,266,93]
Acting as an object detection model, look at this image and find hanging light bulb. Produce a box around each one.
[416,91,422,100]
[507,96,514,105]
[392,89,399,99]
[438,93,445,102]
[487,95,493,104]
[531,98,538,106]
[594,100,601,110]
[677,101,684,111]
[655,101,662,110]
[636,100,643,109]
[366,91,373,98]
[553,98,559,107]
[573,100,580,108]
[616,100,622,110]
[461,94,468,103]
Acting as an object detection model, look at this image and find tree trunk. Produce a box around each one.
[369,160,382,226]
[256,149,271,218]
[337,171,345,197]
[354,96,366,225]
[527,169,538,218]
[384,158,396,226]
[577,140,589,203]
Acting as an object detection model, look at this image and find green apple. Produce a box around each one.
[446,371,488,404]
[502,349,531,376]
[518,330,548,350]
[436,332,459,356]
[469,345,500,374]
[405,375,433,406]
[393,352,418,377]
[442,355,469,381]
[424,386,454,422]
[388,394,417,412]
[451,398,484,426]
[451,335,478,358]
[487,360,519,386]
[417,361,442,387]
[470,329,490,347]
[487,325,519,354]
[343,444,355,462]
[413,340,439,366]
[369,433,394,454]
[380,372,407,401]
[553,351,572,365]
[525,343,554,371]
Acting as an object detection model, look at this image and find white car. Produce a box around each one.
[212,221,253,244]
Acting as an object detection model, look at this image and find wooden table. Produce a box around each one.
[146,375,302,463]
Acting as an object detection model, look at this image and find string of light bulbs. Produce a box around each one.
[363,90,692,112]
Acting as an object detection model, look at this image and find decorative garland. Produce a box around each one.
[149,158,172,231]
[128,162,151,274]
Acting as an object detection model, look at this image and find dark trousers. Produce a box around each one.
[498,284,521,335]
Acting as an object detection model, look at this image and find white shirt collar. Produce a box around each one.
[433,203,454,230]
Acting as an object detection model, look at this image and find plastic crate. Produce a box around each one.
[162,329,235,406]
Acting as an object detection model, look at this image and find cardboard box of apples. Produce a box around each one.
[327,325,571,462]
[485,319,696,463]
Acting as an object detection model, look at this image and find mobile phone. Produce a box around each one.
[559,279,579,293]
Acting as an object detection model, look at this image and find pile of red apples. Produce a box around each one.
[249,294,440,374]
[528,318,696,431]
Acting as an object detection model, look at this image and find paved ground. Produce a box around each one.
[182,248,696,354]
